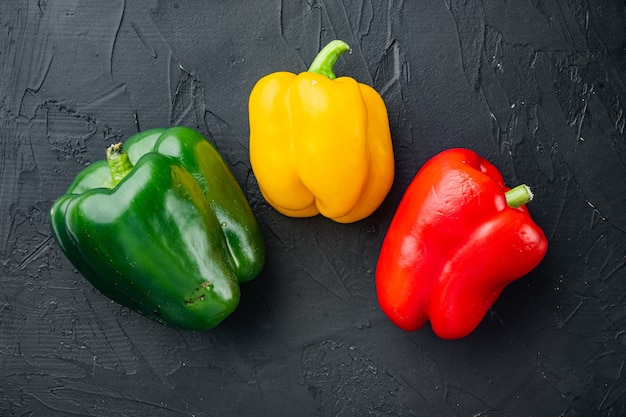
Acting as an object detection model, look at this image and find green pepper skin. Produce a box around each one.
[50,127,265,330]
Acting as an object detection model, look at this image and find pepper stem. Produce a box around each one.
[106,142,134,188]
[505,184,534,208]
[307,40,351,80]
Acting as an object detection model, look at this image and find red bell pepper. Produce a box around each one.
[376,148,548,339]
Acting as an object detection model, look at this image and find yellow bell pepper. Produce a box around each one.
[249,40,395,223]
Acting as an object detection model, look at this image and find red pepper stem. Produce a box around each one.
[505,184,534,208]
[106,142,134,188]
[307,40,351,80]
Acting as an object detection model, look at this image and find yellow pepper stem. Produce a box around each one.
[307,40,351,80]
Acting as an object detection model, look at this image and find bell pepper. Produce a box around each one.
[375,148,548,339]
[49,127,266,330]
[248,40,394,223]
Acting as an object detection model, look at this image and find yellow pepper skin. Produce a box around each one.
[249,40,394,223]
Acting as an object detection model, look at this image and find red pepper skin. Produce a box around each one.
[376,148,548,339]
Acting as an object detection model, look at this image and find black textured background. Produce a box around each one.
[1,1,625,416]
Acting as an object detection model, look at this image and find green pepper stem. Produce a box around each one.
[505,184,534,208]
[106,142,133,188]
[307,40,351,80]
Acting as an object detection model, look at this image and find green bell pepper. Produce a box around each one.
[49,126,266,330]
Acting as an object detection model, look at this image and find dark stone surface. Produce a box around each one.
[1,0,624,415]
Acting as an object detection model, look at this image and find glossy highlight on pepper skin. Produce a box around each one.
[249,40,394,223]
[49,127,266,330]
[375,148,548,340]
